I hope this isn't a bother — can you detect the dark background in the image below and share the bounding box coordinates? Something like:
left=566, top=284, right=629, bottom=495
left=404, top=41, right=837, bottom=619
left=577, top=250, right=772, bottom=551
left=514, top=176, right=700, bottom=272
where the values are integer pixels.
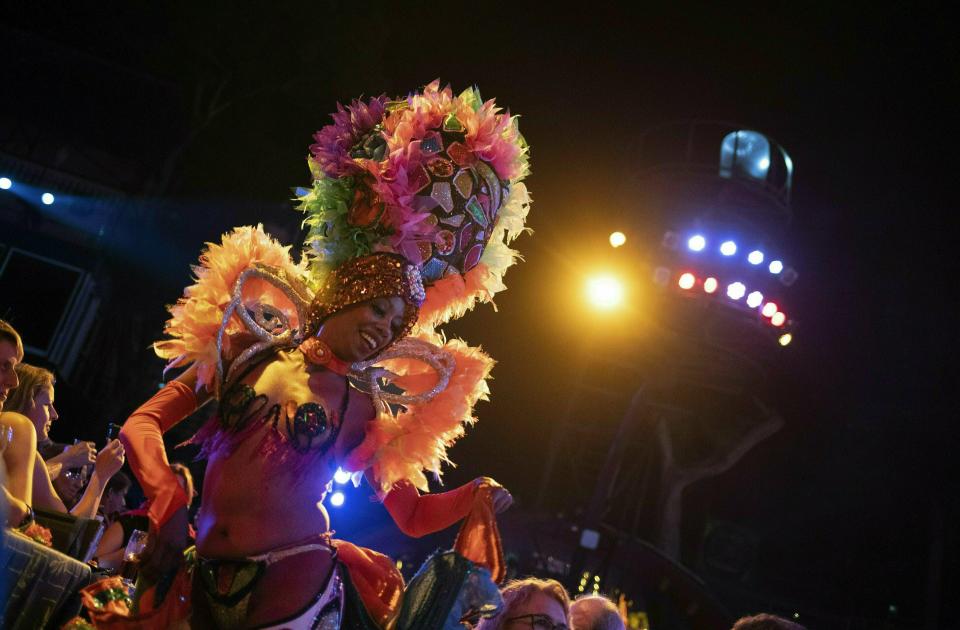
left=1, top=2, right=957, bottom=626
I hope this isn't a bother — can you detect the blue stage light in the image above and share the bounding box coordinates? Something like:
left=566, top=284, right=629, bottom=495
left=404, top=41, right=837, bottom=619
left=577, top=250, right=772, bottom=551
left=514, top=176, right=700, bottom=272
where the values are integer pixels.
left=688, top=235, right=706, bottom=252
left=726, top=282, right=746, bottom=300
left=330, top=491, right=345, bottom=507
left=720, top=240, right=737, bottom=256
left=768, top=260, right=783, bottom=274
left=748, top=250, right=764, bottom=265
left=0, top=177, right=11, bottom=190
left=41, top=192, right=55, bottom=205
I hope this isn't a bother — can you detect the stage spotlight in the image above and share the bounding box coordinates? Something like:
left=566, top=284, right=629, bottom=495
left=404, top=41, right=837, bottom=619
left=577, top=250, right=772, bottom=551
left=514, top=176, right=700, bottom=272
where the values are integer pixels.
left=586, top=275, right=624, bottom=309
left=761, top=302, right=778, bottom=318
left=678, top=273, right=696, bottom=290
left=771, top=312, right=786, bottom=327
left=41, top=192, right=55, bottom=205
left=748, top=250, right=764, bottom=265
left=778, top=333, right=793, bottom=346
left=0, top=177, right=11, bottom=190
left=720, top=240, right=737, bottom=256
left=330, top=491, right=345, bottom=507
left=768, top=260, right=783, bottom=274
left=746, top=291, right=764, bottom=308
left=688, top=235, right=706, bottom=251
left=726, top=282, right=746, bottom=300
left=703, top=277, right=718, bottom=294
left=333, top=468, right=351, bottom=484
left=609, top=231, right=626, bottom=248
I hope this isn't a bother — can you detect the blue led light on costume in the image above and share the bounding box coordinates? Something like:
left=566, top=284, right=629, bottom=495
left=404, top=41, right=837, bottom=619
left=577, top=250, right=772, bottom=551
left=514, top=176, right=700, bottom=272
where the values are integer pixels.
left=769, top=260, right=784, bottom=274
left=720, top=240, right=737, bottom=256
left=0, top=177, right=12, bottom=190
left=688, top=235, right=706, bottom=251
left=41, top=192, right=55, bottom=205
left=333, top=468, right=351, bottom=484
left=330, top=491, right=345, bottom=507
left=748, top=250, right=764, bottom=265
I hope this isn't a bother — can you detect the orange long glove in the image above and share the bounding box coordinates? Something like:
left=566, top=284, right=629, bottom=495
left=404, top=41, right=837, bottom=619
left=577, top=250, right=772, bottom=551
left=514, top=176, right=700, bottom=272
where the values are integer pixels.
left=383, top=478, right=505, bottom=583
left=118, top=380, right=197, bottom=531
left=382, top=478, right=479, bottom=538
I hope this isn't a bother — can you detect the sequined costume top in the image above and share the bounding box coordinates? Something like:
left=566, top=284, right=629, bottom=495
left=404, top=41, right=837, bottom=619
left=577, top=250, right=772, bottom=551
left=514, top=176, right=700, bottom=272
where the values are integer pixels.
left=188, top=348, right=365, bottom=481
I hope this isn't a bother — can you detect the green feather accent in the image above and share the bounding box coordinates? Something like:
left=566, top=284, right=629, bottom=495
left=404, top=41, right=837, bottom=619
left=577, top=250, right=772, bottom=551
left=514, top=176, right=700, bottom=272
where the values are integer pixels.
left=296, top=173, right=376, bottom=291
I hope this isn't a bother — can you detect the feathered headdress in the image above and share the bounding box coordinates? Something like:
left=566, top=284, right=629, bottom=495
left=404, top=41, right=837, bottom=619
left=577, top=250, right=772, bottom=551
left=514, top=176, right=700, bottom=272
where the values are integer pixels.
left=298, top=79, right=531, bottom=330
left=154, top=81, right=531, bottom=492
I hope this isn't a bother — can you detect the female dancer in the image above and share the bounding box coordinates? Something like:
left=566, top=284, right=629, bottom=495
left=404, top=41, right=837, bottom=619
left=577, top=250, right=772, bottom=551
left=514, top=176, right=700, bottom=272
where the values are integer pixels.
left=113, top=81, right=531, bottom=629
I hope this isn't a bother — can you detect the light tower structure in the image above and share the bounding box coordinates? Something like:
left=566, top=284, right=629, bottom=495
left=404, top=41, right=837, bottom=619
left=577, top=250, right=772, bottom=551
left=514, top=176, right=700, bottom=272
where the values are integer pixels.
left=525, top=122, right=801, bottom=625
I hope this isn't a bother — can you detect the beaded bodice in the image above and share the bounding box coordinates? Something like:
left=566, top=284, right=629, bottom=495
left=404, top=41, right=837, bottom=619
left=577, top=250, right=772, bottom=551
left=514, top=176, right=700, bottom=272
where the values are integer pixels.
left=189, top=349, right=353, bottom=476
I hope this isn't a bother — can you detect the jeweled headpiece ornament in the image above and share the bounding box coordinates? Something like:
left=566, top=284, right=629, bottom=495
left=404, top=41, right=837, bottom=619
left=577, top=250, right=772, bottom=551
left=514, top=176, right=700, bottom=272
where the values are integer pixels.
left=154, top=81, right=531, bottom=494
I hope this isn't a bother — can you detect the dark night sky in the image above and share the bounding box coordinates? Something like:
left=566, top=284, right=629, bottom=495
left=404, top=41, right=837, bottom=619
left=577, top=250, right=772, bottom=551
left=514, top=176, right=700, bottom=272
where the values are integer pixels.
left=3, top=1, right=958, bottom=622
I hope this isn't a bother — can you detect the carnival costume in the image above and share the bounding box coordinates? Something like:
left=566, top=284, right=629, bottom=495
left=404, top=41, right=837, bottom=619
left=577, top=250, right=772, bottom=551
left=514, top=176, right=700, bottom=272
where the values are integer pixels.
left=86, top=81, right=530, bottom=629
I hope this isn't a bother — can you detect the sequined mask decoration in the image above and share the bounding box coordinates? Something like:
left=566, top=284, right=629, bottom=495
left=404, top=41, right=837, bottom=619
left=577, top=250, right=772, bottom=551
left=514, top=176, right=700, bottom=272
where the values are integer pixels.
left=215, top=253, right=451, bottom=414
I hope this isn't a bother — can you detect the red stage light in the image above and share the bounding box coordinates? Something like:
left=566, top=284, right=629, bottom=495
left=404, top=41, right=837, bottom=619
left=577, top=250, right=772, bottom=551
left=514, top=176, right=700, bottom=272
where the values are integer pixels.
left=703, top=277, right=718, bottom=293
left=678, top=273, right=696, bottom=290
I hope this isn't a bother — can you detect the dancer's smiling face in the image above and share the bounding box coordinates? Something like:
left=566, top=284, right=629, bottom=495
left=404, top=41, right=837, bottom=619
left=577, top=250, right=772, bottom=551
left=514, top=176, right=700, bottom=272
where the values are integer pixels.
left=317, top=296, right=407, bottom=362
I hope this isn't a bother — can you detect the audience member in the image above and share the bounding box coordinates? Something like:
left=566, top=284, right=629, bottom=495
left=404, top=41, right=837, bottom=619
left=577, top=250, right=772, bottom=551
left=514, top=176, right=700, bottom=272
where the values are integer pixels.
left=0, top=320, right=22, bottom=409
left=1, top=320, right=92, bottom=627
left=732, top=613, right=808, bottom=629
left=98, top=471, right=131, bottom=525
left=0, top=361, right=126, bottom=520
left=569, top=594, right=625, bottom=630
left=477, top=577, right=571, bottom=630
left=0, top=319, right=32, bottom=527
left=4, top=364, right=97, bottom=479
left=94, top=463, right=195, bottom=571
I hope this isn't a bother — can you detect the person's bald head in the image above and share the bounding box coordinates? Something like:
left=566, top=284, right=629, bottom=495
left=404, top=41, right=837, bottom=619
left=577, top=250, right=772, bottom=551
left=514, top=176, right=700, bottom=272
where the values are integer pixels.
left=569, top=595, right=624, bottom=630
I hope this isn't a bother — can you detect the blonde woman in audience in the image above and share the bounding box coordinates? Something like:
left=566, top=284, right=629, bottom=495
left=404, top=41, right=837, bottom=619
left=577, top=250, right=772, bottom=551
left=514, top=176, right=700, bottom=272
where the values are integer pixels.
left=4, top=364, right=96, bottom=481
left=0, top=362, right=125, bottom=519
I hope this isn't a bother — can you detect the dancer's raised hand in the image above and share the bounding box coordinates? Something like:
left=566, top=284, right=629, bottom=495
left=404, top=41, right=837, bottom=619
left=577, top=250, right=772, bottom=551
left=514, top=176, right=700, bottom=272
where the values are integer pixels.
left=476, top=477, right=514, bottom=513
